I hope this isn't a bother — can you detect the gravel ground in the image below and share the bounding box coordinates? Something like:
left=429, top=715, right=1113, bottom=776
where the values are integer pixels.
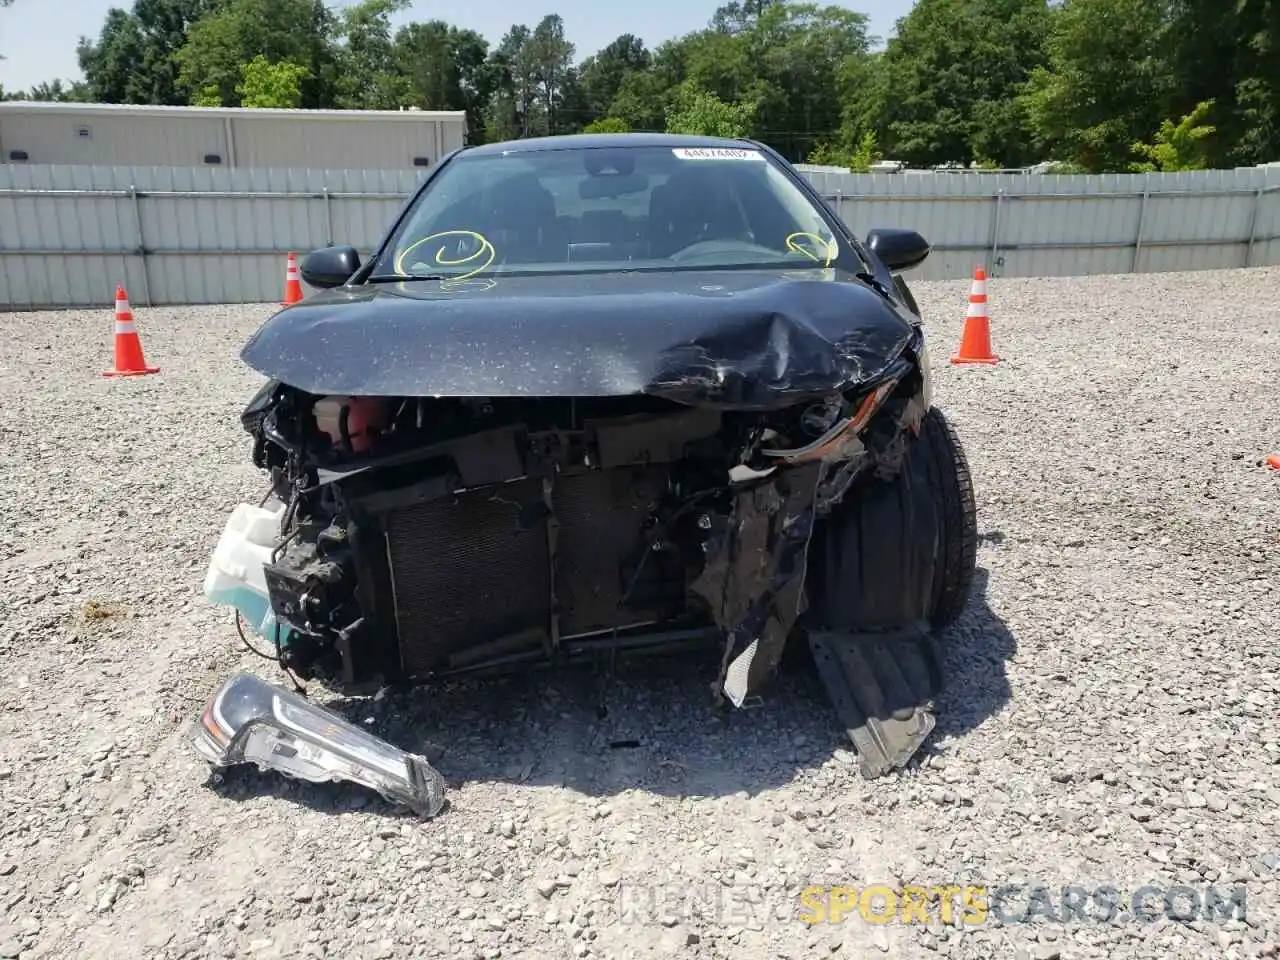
left=1, top=266, right=1279, bottom=960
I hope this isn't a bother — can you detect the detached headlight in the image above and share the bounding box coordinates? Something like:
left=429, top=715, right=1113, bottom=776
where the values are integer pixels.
left=189, top=671, right=445, bottom=818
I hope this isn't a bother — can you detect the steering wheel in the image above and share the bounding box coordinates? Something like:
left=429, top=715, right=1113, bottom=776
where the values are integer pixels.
left=668, top=239, right=785, bottom=264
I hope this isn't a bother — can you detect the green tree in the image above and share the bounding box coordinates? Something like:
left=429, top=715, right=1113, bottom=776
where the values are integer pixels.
left=2, top=82, right=83, bottom=101
left=583, top=116, right=631, bottom=133
left=663, top=27, right=759, bottom=110
left=395, top=21, right=488, bottom=111
left=626, top=1, right=874, bottom=158
left=1131, top=99, right=1217, bottom=170
left=710, top=0, right=786, bottom=34
left=479, top=16, right=577, bottom=138
left=21, top=0, right=1279, bottom=166
left=608, top=61, right=676, bottom=131
left=394, top=21, right=494, bottom=136
left=806, top=129, right=882, bottom=170
left=1230, top=0, right=1280, bottom=163
left=236, top=54, right=309, bottom=108
left=577, top=34, right=650, bottom=122
left=1165, top=0, right=1279, bottom=165
left=753, top=2, right=873, bottom=159
left=490, top=24, right=536, bottom=136
left=664, top=82, right=755, bottom=137
left=483, top=90, right=521, bottom=142
left=523, top=14, right=576, bottom=135
left=76, top=9, right=147, bottom=102
left=872, top=0, right=1051, bottom=168
left=175, top=0, right=337, bottom=107
left=1020, top=0, right=1176, bottom=172
left=333, top=0, right=410, bottom=110
left=78, top=0, right=218, bottom=105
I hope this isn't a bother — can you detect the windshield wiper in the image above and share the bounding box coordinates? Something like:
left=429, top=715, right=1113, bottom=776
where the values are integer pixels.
left=365, top=273, right=451, bottom=283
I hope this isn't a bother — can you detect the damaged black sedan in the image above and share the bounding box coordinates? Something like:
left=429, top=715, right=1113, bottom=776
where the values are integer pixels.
left=192, top=133, right=977, bottom=816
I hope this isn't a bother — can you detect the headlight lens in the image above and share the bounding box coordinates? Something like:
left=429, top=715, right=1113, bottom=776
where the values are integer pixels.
left=189, top=671, right=446, bottom=818
left=759, top=376, right=900, bottom=465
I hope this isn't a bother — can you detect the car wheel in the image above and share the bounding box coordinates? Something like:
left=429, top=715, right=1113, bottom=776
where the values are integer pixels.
left=806, top=406, right=976, bottom=633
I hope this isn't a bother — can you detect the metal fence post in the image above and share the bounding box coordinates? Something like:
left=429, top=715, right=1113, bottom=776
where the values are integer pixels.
left=989, top=190, right=1004, bottom=275
left=1244, top=187, right=1263, bottom=268
left=323, top=185, right=334, bottom=245
left=1132, top=188, right=1150, bottom=273
left=129, top=184, right=153, bottom=307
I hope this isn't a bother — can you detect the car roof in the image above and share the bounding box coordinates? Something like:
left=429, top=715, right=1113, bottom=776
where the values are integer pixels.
left=459, top=132, right=767, bottom=157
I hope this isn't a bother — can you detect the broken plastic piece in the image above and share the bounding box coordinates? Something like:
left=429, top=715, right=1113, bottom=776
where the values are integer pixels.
left=204, top=501, right=295, bottom=647
left=188, top=671, right=445, bottom=818
left=807, top=628, right=942, bottom=778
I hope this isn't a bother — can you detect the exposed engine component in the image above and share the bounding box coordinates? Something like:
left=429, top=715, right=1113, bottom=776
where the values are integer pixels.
left=220, top=353, right=926, bottom=691
left=312, top=396, right=392, bottom=454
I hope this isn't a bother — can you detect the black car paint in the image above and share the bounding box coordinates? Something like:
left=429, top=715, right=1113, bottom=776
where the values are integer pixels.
left=240, top=267, right=920, bottom=408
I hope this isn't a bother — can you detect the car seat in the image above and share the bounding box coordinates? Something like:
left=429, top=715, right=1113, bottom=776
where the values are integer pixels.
left=649, top=168, right=748, bottom=257
left=479, top=173, right=561, bottom=264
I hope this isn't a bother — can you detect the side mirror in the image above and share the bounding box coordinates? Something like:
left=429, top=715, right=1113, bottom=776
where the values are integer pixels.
left=300, top=245, right=361, bottom=289
left=865, top=228, right=930, bottom=272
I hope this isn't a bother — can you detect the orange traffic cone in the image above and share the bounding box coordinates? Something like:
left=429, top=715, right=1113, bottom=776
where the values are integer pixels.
left=102, top=284, right=159, bottom=378
left=951, top=266, right=1000, bottom=365
left=1267, top=454, right=1280, bottom=470
left=282, top=252, right=304, bottom=305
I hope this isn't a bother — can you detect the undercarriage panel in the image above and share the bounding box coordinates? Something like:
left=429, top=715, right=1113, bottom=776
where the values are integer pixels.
left=807, top=627, right=944, bottom=778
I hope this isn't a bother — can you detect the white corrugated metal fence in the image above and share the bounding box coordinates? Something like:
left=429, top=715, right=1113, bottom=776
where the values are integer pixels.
left=1, top=162, right=1277, bottom=308
left=804, top=165, right=1280, bottom=280
left=0, top=165, right=425, bottom=308
left=0, top=103, right=468, bottom=171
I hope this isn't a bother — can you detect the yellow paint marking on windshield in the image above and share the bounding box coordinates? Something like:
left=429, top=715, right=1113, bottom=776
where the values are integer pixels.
left=395, top=229, right=496, bottom=283
left=786, top=232, right=837, bottom=267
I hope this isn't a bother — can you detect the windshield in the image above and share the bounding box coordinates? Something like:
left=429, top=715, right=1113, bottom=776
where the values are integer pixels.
left=374, top=144, right=844, bottom=281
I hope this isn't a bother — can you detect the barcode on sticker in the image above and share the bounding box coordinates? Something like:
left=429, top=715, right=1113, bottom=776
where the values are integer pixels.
left=672, top=147, right=765, bottom=161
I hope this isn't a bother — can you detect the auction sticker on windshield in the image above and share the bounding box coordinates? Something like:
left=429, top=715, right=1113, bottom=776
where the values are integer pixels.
left=672, top=147, right=765, bottom=161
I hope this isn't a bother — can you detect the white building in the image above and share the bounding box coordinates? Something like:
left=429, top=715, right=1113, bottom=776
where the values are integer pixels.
left=0, top=102, right=468, bottom=170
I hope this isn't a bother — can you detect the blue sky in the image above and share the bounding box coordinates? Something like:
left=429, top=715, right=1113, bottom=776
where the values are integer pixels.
left=0, top=0, right=915, bottom=92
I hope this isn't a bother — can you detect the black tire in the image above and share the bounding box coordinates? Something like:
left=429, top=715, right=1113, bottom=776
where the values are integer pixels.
left=806, top=406, right=977, bottom=634
left=918, top=407, right=978, bottom=630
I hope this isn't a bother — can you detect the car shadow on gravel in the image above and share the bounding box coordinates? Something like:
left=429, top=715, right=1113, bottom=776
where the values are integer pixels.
left=929, top=566, right=1016, bottom=741
left=207, top=566, right=1015, bottom=818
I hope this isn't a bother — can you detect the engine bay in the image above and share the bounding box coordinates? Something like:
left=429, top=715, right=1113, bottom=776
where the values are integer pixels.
left=217, top=338, right=926, bottom=695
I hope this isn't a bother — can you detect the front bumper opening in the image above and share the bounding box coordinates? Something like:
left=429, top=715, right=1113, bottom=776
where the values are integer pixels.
left=188, top=671, right=445, bottom=818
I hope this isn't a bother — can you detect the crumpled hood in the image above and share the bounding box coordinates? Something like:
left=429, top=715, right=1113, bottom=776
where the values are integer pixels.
left=239, top=267, right=918, bottom=409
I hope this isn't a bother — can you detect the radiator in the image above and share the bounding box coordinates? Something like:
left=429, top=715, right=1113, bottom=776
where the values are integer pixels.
left=383, top=477, right=551, bottom=675
left=381, top=467, right=673, bottom=675
left=552, top=465, right=669, bottom=636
